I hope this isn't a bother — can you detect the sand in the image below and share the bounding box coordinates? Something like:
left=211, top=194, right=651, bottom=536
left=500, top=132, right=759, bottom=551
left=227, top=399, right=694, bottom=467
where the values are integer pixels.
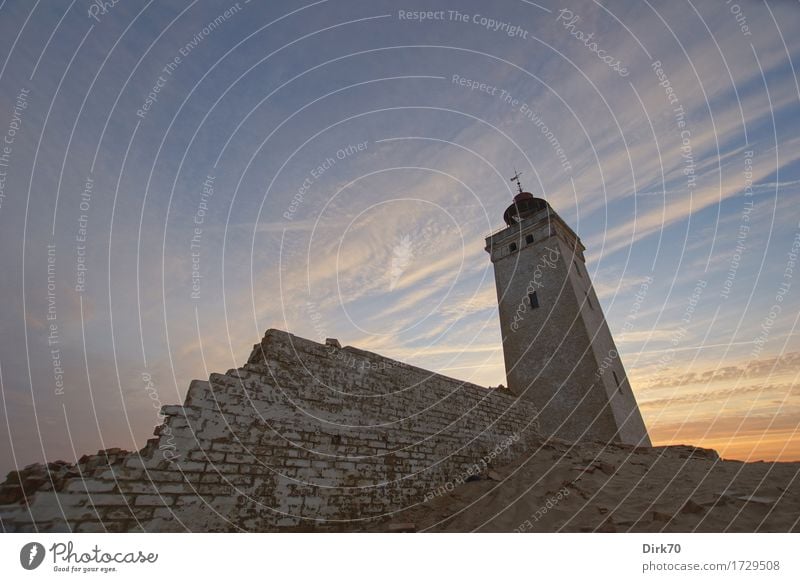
left=373, top=439, right=800, bottom=532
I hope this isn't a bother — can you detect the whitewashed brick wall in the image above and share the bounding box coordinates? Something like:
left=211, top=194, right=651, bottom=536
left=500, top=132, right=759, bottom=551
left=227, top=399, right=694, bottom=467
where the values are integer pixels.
left=0, top=330, right=540, bottom=532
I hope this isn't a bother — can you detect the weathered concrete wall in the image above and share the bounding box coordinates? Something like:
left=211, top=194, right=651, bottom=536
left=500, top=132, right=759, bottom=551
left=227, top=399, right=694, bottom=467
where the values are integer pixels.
left=562, top=243, right=651, bottom=446
left=0, top=330, right=540, bottom=532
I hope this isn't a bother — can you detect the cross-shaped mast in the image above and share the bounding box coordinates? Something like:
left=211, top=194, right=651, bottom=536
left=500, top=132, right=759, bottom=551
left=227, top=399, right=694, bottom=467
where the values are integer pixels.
left=510, top=170, right=523, bottom=194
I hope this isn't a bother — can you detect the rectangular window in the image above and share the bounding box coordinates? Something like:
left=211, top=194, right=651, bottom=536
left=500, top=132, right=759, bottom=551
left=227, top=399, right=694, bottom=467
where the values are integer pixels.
left=509, top=242, right=517, bottom=252
left=613, top=371, right=624, bottom=394
left=528, top=291, right=539, bottom=309
left=525, top=234, right=534, bottom=244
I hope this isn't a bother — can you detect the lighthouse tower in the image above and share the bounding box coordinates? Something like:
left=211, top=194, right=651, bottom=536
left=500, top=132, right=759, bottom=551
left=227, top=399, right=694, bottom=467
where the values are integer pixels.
left=485, top=174, right=650, bottom=446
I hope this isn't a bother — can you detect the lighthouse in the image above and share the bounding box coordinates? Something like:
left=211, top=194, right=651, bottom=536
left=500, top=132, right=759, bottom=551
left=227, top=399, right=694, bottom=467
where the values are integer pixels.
left=485, top=174, right=651, bottom=446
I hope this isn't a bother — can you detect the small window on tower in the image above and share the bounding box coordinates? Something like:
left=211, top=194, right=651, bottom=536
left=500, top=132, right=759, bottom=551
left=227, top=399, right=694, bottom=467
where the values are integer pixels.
left=586, top=293, right=595, bottom=310
left=525, top=234, right=534, bottom=244
left=528, top=291, right=539, bottom=309
left=576, top=262, right=584, bottom=278
left=509, top=243, right=517, bottom=253
left=613, top=371, right=625, bottom=395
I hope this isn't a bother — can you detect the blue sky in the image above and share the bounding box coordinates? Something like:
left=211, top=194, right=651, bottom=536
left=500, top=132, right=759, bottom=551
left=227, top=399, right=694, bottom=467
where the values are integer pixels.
left=1, top=0, right=800, bottom=475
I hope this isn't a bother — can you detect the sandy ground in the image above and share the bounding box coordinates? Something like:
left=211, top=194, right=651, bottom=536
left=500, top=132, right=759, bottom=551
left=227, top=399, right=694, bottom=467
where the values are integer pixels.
left=373, top=439, right=800, bottom=532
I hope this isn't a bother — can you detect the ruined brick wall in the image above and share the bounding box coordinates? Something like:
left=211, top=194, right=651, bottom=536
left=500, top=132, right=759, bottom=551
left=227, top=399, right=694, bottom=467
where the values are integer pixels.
left=0, top=329, right=540, bottom=532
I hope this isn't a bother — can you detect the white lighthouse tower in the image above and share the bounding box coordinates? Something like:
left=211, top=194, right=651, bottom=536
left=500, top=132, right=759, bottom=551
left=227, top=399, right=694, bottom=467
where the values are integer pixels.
left=485, top=174, right=650, bottom=446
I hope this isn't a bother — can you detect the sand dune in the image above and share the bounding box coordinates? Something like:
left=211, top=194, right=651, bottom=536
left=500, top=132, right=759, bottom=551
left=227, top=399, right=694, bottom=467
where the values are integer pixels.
left=375, top=440, right=800, bottom=532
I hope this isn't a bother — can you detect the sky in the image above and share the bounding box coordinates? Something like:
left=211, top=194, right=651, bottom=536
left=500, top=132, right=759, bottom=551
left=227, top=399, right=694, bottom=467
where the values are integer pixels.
left=0, top=0, right=799, bottom=477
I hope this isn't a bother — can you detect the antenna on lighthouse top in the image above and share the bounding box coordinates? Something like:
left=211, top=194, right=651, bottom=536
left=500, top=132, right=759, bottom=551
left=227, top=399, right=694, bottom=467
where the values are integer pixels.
left=510, top=170, right=523, bottom=194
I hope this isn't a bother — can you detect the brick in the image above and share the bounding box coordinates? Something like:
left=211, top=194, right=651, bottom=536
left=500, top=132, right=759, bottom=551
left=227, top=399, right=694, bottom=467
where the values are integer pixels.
left=205, top=463, right=238, bottom=474
left=87, top=494, right=132, bottom=507
left=285, top=459, right=310, bottom=468
left=161, top=405, right=186, bottom=417
left=64, top=479, right=116, bottom=493
left=225, top=453, right=255, bottom=464
left=210, top=442, right=243, bottom=453
left=116, top=482, right=158, bottom=494
left=196, top=484, right=233, bottom=496
left=156, top=483, right=192, bottom=495
left=134, top=495, right=173, bottom=507
left=102, top=507, right=135, bottom=520
left=189, top=451, right=225, bottom=463
left=174, top=461, right=206, bottom=472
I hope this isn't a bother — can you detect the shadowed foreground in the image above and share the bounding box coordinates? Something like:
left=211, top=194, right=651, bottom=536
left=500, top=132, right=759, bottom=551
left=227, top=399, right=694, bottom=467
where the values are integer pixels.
left=373, top=439, right=800, bottom=532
